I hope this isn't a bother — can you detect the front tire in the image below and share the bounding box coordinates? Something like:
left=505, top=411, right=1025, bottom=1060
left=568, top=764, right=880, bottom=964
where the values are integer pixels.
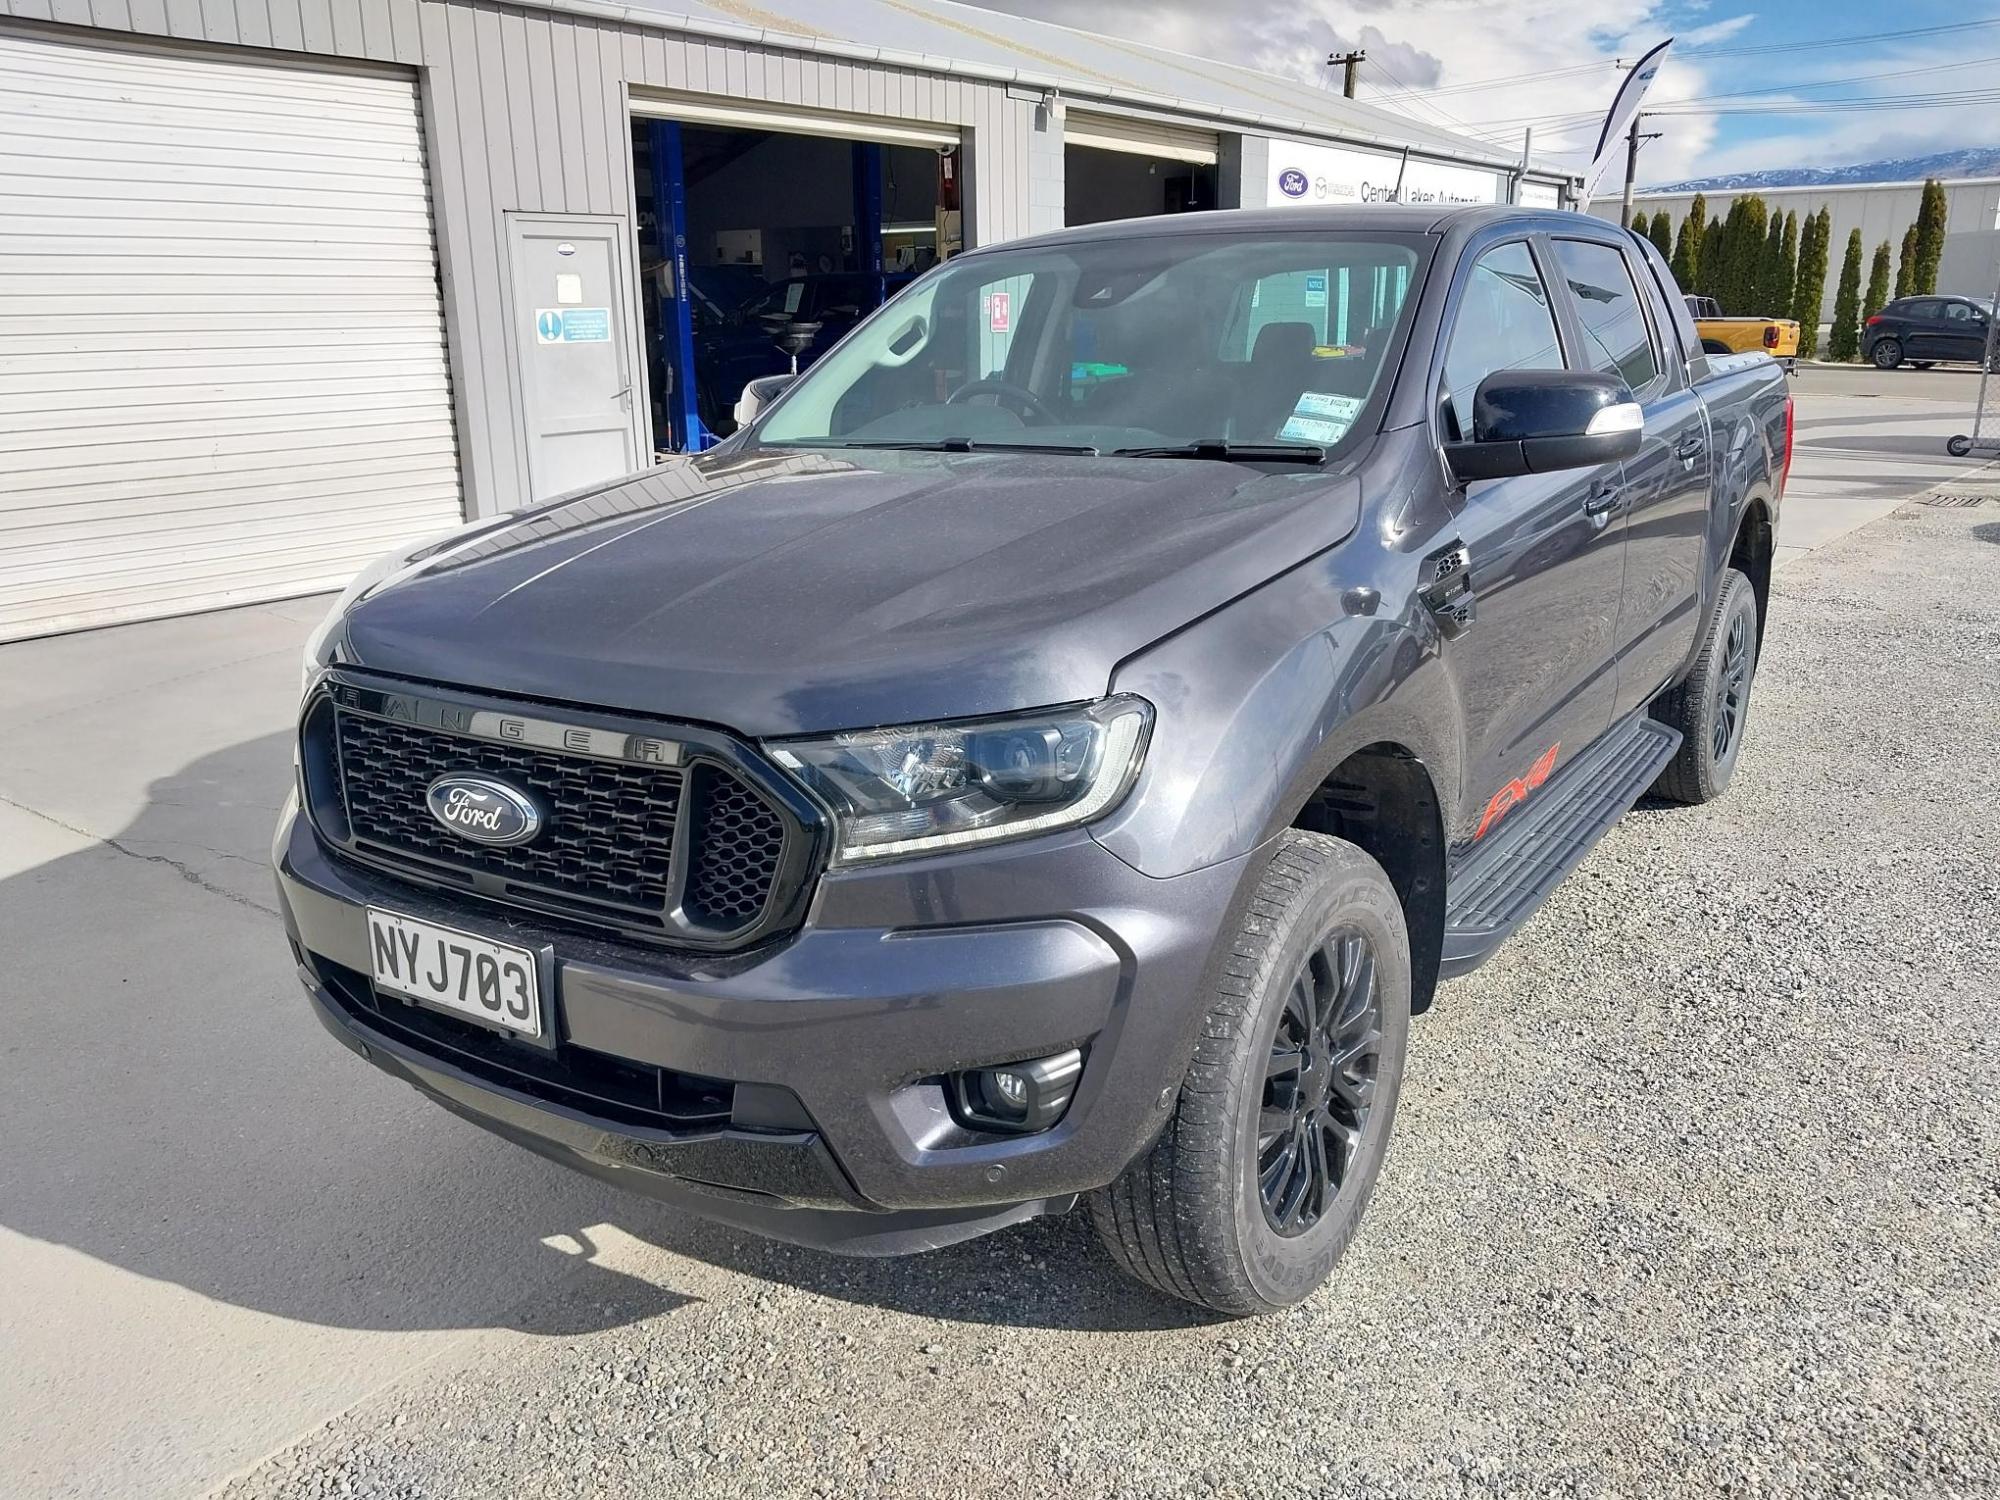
left=1650, top=567, right=1760, bottom=804
left=1871, top=338, right=1904, bottom=370
left=1088, top=831, right=1410, bottom=1317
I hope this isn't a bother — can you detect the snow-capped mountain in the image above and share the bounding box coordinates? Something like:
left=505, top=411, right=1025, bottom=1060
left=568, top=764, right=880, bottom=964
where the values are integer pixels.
left=1648, top=148, right=2000, bottom=194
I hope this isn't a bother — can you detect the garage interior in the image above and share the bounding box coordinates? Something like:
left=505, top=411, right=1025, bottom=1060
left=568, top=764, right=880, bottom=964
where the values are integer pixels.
left=631, top=119, right=950, bottom=451
left=1063, top=114, right=1219, bottom=228
left=1064, top=144, right=1217, bottom=226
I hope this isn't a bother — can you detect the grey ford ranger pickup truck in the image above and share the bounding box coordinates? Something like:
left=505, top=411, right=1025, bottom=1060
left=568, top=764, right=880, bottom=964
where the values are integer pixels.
left=279, top=205, right=1790, bottom=1315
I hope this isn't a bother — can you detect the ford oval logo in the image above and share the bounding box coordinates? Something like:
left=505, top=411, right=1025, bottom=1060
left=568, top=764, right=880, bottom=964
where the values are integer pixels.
left=425, top=775, right=543, bottom=847
left=1278, top=168, right=1309, bottom=198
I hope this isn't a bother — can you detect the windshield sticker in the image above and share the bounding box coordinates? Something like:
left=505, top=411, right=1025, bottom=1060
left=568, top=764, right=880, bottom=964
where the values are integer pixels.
left=1296, top=392, right=1365, bottom=420
left=1279, top=414, right=1349, bottom=444
left=987, top=290, right=1011, bottom=332
left=1278, top=392, right=1366, bottom=445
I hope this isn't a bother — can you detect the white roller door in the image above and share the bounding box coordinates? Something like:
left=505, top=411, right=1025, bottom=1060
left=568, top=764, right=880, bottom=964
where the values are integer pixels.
left=1065, top=113, right=1219, bottom=166
left=0, top=28, right=463, bottom=641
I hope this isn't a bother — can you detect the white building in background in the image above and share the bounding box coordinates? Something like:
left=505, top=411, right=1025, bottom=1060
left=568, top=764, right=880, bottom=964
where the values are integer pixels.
left=1593, top=178, right=2000, bottom=313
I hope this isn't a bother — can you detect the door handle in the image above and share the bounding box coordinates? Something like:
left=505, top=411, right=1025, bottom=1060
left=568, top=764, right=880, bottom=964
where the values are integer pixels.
left=1417, top=539, right=1475, bottom=639
left=1673, top=435, right=1705, bottom=464
left=1582, top=481, right=1621, bottom=524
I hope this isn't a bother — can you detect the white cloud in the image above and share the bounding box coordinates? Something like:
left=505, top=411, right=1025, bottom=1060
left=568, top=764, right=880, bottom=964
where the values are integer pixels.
left=962, top=1, right=1998, bottom=190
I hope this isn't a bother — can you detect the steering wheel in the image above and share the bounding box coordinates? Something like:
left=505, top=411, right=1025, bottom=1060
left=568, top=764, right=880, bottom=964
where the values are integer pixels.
left=944, top=376, right=1057, bottom=426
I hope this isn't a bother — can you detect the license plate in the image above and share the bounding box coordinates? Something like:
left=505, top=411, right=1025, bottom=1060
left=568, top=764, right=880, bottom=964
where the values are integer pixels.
left=365, top=908, right=543, bottom=1039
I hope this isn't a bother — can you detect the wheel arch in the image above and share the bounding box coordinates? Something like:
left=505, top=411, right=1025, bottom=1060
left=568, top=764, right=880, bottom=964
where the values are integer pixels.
left=1288, top=740, right=1448, bottom=1015
left=1731, top=494, right=1775, bottom=646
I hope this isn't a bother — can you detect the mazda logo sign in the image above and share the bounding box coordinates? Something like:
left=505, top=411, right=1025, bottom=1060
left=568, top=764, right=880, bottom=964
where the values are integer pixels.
left=425, top=775, right=544, bottom=847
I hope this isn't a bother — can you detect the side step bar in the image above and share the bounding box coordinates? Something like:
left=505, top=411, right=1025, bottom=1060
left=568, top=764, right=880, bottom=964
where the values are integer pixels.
left=1440, top=715, right=1681, bottom=978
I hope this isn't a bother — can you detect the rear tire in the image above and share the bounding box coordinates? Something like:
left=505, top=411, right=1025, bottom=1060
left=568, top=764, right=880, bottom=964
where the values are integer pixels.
left=1088, top=831, right=1410, bottom=1317
left=1649, top=567, right=1760, bottom=805
left=1872, top=338, right=1904, bottom=370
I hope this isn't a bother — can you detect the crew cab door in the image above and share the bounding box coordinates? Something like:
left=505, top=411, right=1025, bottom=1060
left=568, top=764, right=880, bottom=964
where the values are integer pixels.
left=1551, top=234, right=1712, bottom=718
left=1430, top=235, right=1626, bottom=843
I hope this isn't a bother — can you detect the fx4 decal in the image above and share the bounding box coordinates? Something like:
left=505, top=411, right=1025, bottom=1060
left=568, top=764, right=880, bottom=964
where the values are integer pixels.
left=1475, top=742, right=1560, bottom=841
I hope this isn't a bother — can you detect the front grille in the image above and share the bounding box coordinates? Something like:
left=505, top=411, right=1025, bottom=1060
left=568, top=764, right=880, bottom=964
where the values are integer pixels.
left=684, top=766, right=789, bottom=927
left=337, top=712, right=684, bottom=914
left=307, top=685, right=808, bottom=947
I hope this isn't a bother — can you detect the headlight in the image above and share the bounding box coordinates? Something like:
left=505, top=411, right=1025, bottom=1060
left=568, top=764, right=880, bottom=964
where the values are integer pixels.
left=770, top=697, right=1151, bottom=865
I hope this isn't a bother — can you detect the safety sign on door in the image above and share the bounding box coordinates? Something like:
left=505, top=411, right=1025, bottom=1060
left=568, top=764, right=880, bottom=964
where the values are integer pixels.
left=535, top=308, right=611, bottom=344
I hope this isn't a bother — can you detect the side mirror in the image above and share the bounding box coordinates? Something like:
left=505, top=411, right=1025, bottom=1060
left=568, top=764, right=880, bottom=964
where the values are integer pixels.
left=1443, top=370, right=1643, bottom=483
left=733, top=373, right=795, bottom=429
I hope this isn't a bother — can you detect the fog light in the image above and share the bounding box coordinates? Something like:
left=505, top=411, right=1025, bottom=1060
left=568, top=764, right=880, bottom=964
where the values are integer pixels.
left=952, top=1048, right=1083, bottom=1134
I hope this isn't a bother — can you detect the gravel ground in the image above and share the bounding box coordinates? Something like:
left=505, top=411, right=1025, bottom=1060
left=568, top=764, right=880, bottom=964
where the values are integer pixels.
left=222, top=495, right=2000, bottom=1500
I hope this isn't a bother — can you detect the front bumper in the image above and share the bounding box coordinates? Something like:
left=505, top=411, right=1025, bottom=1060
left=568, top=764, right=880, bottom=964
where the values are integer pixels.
left=276, top=800, right=1253, bottom=1252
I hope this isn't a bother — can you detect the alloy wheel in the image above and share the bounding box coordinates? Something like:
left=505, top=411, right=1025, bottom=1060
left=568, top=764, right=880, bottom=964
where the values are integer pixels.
left=1257, top=928, right=1383, bottom=1236
left=1712, top=610, right=1752, bottom=763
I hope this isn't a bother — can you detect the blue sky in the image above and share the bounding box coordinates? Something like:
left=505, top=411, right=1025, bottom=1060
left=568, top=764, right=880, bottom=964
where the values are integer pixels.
left=972, top=1, right=2000, bottom=185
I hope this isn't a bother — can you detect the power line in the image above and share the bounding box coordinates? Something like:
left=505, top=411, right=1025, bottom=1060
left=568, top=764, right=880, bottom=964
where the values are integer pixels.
left=1464, top=74, right=2000, bottom=135
left=1363, top=49, right=1482, bottom=135
left=1374, top=17, right=2000, bottom=104
left=1678, top=16, right=2000, bottom=58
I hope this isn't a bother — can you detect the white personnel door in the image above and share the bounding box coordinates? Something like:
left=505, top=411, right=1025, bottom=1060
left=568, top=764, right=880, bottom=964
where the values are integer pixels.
left=506, top=215, right=644, bottom=500
left=0, top=29, right=463, bottom=641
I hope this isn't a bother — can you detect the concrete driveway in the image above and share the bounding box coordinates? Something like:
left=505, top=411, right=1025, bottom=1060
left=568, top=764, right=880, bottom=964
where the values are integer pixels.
left=1779, top=362, right=1991, bottom=561
left=0, top=377, right=1991, bottom=1498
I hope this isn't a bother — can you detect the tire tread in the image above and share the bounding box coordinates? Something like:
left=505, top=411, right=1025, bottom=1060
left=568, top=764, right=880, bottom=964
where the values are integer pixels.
left=1651, top=567, right=1757, bottom=805
left=1088, top=830, right=1402, bottom=1316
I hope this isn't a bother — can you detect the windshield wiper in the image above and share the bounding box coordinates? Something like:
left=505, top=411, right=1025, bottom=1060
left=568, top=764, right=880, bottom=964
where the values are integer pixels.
left=780, top=438, right=1100, bottom=455
left=1111, top=439, right=1328, bottom=464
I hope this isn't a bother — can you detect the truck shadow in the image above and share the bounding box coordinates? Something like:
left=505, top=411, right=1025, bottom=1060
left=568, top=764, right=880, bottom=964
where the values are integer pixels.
left=0, top=733, right=1194, bottom=1337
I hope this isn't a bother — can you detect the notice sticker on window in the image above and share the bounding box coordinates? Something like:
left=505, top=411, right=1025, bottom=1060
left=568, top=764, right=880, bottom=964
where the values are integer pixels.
left=988, top=290, right=1011, bottom=332
left=1278, top=390, right=1365, bottom=445
left=1304, top=272, right=1328, bottom=309
left=1295, top=391, right=1364, bottom=420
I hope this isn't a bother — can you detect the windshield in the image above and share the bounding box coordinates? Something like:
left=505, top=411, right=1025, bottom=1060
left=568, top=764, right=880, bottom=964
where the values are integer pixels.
left=755, top=231, right=1429, bottom=458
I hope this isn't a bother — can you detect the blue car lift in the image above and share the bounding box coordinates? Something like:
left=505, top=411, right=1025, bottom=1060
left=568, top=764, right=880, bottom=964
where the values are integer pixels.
left=647, top=123, right=887, bottom=454
left=647, top=119, right=710, bottom=454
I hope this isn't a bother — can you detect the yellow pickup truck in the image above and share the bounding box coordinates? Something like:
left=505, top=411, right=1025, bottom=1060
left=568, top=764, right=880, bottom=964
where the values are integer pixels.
left=1685, top=296, right=1800, bottom=373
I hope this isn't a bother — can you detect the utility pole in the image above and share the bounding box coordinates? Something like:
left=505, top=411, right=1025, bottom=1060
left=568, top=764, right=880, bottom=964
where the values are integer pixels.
left=1512, top=125, right=1534, bottom=204
left=1620, top=113, right=1662, bottom=220
left=1327, top=49, right=1366, bottom=98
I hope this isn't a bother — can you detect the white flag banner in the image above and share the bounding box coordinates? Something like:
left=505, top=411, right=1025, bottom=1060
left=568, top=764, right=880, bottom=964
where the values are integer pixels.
left=1582, top=37, right=1673, bottom=202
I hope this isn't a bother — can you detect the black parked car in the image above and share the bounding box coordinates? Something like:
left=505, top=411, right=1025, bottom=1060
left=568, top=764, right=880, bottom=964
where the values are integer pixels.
left=285, top=208, right=1790, bottom=1315
left=1864, top=295, right=1997, bottom=370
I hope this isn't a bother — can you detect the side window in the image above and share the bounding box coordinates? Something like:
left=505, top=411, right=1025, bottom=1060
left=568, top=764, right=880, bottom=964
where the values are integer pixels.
left=1944, top=301, right=1977, bottom=323
left=1903, top=299, right=1940, bottom=321
left=1440, top=241, right=1565, bottom=440
left=1551, top=239, right=1660, bottom=394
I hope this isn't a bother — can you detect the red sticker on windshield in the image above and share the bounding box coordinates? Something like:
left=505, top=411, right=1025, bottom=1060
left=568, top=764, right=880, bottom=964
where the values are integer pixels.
left=988, top=290, right=1010, bottom=332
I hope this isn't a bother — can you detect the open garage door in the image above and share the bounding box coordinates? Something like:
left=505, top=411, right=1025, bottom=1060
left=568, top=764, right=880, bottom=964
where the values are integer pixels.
left=631, top=95, right=957, bottom=451
left=1064, top=112, right=1219, bottom=228
left=0, top=29, right=463, bottom=642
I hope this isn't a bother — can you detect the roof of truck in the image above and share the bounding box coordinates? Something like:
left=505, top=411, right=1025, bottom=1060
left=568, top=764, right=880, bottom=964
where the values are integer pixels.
left=973, top=204, right=1604, bottom=254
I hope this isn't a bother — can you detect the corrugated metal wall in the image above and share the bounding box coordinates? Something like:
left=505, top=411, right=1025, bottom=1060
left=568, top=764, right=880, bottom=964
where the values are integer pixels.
left=0, top=0, right=1044, bottom=520
left=1592, top=180, right=2000, bottom=318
